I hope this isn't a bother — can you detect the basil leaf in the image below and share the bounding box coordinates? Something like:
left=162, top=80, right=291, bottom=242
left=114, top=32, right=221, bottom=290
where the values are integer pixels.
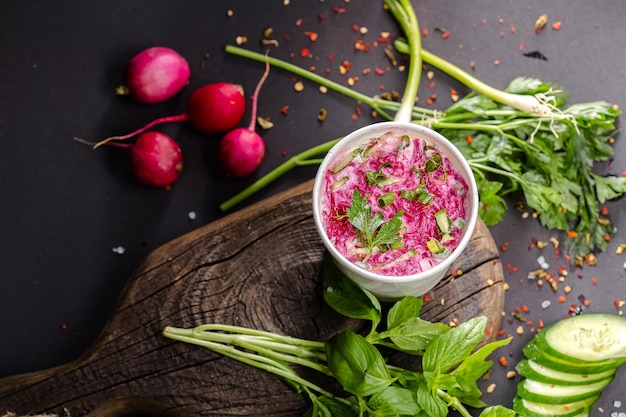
left=326, top=330, right=395, bottom=397
left=369, top=386, right=421, bottom=416
left=422, top=316, right=487, bottom=374
left=322, top=256, right=381, bottom=328
left=387, top=297, right=423, bottom=329
left=379, top=317, right=449, bottom=354
left=416, top=382, right=447, bottom=417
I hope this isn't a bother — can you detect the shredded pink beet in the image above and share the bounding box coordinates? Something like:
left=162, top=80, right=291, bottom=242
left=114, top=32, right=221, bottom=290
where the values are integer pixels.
left=321, top=130, right=469, bottom=276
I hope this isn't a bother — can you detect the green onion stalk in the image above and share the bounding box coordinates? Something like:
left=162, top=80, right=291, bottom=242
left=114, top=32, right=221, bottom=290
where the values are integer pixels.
left=221, top=2, right=624, bottom=259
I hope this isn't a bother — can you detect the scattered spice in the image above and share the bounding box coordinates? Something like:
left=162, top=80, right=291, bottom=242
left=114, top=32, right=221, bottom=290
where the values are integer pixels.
left=523, top=51, right=548, bottom=61
left=551, top=21, right=562, bottom=31
left=317, top=108, right=328, bottom=123
left=486, top=383, right=496, bottom=394
left=534, top=14, right=548, bottom=32
left=293, top=81, right=304, bottom=92
left=498, top=356, right=508, bottom=367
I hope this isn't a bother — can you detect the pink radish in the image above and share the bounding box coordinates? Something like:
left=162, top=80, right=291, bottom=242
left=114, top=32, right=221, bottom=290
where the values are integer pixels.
left=129, top=131, right=183, bottom=187
left=218, top=62, right=269, bottom=177
left=95, top=81, right=245, bottom=148
left=75, top=131, right=183, bottom=187
left=117, top=46, right=191, bottom=104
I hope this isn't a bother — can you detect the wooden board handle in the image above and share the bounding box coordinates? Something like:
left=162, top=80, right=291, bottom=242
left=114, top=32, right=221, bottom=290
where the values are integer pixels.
left=0, top=180, right=504, bottom=416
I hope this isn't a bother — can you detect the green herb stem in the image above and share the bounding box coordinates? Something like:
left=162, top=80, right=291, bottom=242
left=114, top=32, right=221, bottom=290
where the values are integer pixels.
left=219, top=138, right=341, bottom=211
left=164, top=326, right=334, bottom=397
left=437, top=389, right=473, bottom=417
left=384, top=0, right=422, bottom=122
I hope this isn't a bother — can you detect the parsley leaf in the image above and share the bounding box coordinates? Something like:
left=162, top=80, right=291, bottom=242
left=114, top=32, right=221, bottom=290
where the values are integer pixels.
left=346, top=189, right=404, bottom=257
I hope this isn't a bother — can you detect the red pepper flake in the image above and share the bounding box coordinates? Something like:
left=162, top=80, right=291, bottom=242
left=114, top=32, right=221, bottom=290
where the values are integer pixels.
left=538, top=319, right=544, bottom=328
left=500, top=241, right=509, bottom=252
left=482, top=18, right=488, bottom=25
left=558, top=295, right=567, bottom=303
left=304, top=31, right=318, bottom=41
left=601, top=206, right=609, bottom=216
left=423, top=294, right=431, bottom=302
left=362, top=68, right=371, bottom=75
left=604, top=234, right=611, bottom=242
left=551, top=21, right=562, bottom=31
left=377, top=36, right=388, bottom=43
left=284, top=34, right=291, bottom=41
left=510, top=24, right=517, bottom=33
left=374, top=67, right=386, bottom=75
left=352, top=23, right=360, bottom=32
left=328, top=53, right=335, bottom=61
left=466, top=135, right=473, bottom=143
left=485, top=327, right=492, bottom=337
left=622, top=171, right=626, bottom=177
left=351, top=113, right=358, bottom=121
left=497, top=329, right=505, bottom=336
left=280, top=105, right=289, bottom=115
left=567, top=230, right=578, bottom=238
left=519, top=41, right=525, bottom=51
left=295, top=18, right=303, bottom=27
left=422, top=27, right=429, bottom=37
left=440, top=30, right=451, bottom=39
left=426, top=94, right=437, bottom=105
left=615, top=300, right=626, bottom=308
left=494, top=59, right=501, bottom=66
left=583, top=299, right=591, bottom=307
left=521, top=305, right=529, bottom=313
left=427, top=81, right=435, bottom=89
left=59, top=323, right=68, bottom=331
left=331, top=6, right=346, bottom=14
left=281, top=150, right=288, bottom=157
left=591, top=276, right=598, bottom=285
left=317, top=13, right=324, bottom=22
left=300, top=47, right=310, bottom=58
left=498, top=356, right=508, bottom=367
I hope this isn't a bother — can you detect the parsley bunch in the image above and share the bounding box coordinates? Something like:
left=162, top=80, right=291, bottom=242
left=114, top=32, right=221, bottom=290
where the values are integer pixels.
left=164, top=257, right=514, bottom=417
left=220, top=1, right=625, bottom=260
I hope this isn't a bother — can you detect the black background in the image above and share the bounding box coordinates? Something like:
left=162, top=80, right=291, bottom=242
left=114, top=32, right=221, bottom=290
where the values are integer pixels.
left=1, top=0, right=625, bottom=413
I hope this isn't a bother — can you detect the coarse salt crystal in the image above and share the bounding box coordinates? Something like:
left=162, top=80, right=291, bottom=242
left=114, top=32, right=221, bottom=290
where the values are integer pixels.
left=112, top=246, right=126, bottom=255
left=541, top=300, right=551, bottom=309
left=188, top=211, right=196, bottom=220
left=537, top=255, right=549, bottom=269
left=615, top=401, right=622, bottom=408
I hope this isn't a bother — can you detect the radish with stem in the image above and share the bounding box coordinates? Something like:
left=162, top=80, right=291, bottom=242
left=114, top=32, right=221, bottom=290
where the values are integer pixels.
left=92, top=81, right=246, bottom=148
left=218, top=60, right=270, bottom=177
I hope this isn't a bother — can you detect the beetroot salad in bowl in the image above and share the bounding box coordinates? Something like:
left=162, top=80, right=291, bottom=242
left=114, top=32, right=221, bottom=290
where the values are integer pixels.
left=312, top=121, right=479, bottom=300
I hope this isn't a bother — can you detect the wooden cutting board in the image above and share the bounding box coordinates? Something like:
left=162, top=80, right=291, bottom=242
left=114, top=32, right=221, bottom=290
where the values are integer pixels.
left=0, top=180, right=505, bottom=417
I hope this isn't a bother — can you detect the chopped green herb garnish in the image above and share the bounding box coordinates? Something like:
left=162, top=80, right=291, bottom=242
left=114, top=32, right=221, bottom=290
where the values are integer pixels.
left=424, top=153, right=442, bottom=172
left=435, top=208, right=452, bottom=235
left=346, top=189, right=404, bottom=258
left=377, top=192, right=395, bottom=208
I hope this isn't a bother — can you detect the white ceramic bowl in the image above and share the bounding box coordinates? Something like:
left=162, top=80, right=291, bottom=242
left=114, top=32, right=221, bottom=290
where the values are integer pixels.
left=312, top=121, right=479, bottom=300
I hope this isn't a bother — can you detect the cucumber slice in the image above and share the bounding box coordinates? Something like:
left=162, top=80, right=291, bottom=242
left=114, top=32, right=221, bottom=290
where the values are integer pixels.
left=523, top=337, right=622, bottom=374
left=517, top=375, right=614, bottom=404
left=513, top=394, right=599, bottom=417
left=516, top=359, right=616, bottom=385
left=543, top=313, right=626, bottom=363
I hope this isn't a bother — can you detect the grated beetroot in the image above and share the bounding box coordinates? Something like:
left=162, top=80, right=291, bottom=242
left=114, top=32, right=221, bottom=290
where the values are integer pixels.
left=320, top=130, right=470, bottom=276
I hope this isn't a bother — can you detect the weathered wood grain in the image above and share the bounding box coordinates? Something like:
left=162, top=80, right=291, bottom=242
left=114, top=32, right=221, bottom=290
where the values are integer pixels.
left=0, top=180, right=504, bottom=417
